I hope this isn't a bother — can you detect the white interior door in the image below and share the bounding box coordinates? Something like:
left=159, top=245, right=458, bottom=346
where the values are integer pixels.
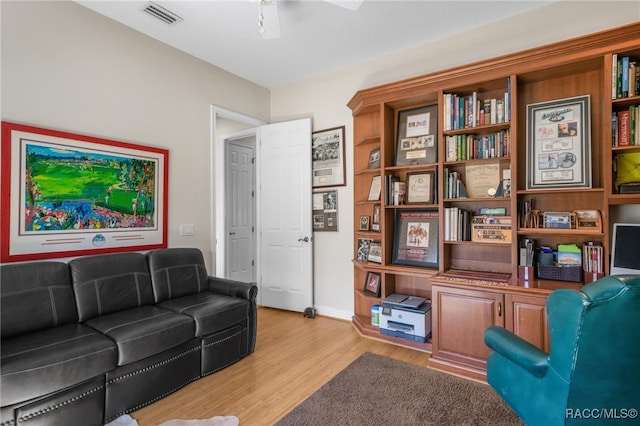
left=257, top=118, right=313, bottom=312
left=225, top=138, right=256, bottom=283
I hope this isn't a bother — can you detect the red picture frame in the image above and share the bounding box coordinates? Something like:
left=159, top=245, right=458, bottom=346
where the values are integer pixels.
left=1, top=121, right=169, bottom=262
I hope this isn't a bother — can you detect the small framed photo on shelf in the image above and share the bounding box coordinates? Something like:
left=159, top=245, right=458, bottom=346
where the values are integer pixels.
left=356, top=238, right=372, bottom=262
left=367, top=175, right=382, bottom=201
left=371, top=204, right=381, bottom=232
left=368, top=147, right=381, bottom=169
left=359, top=215, right=370, bottom=231
left=526, top=95, right=592, bottom=190
left=574, top=209, right=602, bottom=231
left=312, top=126, right=346, bottom=188
left=363, top=271, right=381, bottom=297
left=395, top=104, right=438, bottom=166
left=392, top=209, right=439, bottom=268
left=406, top=171, right=435, bottom=204
left=367, top=241, right=382, bottom=264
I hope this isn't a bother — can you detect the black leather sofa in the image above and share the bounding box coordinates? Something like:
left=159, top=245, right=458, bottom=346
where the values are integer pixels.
left=0, top=248, right=257, bottom=426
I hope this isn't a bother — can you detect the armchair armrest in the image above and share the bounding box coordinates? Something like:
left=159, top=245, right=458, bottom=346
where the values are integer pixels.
left=208, top=276, right=257, bottom=301
left=485, top=326, right=549, bottom=377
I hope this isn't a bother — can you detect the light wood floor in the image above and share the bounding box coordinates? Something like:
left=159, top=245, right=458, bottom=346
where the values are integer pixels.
left=132, top=307, right=431, bottom=426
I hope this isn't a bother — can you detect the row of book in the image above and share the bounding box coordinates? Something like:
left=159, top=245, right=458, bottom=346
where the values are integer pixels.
left=583, top=242, right=604, bottom=274
left=443, top=169, right=467, bottom=199
left=612, top=104, right=640, bottom=146
left=444, top=129, right=511, bottom=162
left=443, top=78, right=511, bottom=131
left=385, top=175, right=405, bottom=206
left=612, top=54, right=640, bottom=100
left=443, top=207, right=473, bottom=241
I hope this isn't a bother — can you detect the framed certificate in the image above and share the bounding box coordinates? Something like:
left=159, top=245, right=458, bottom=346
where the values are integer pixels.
left=395, top=105, right=438, bottom=166
left=526, top=95, right=591, bottom=190
left=406, top=171, right=435, bottom=204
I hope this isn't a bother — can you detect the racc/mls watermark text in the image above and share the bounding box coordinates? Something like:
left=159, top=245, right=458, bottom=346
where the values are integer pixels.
left=566, top=408, right=638, bottom=420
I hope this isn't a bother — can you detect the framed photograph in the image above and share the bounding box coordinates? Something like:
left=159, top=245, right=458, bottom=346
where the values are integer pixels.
left=392, top=209, right=439, bottom=268
left=356, top=238, right=372, bottom=262
left=363, top=271, right=381, bottom=297
left=406, top=171, right=435, bottom=204
left=312, top=191, right=338, bottom=232
left=526, top=95, right=591, bottom=190
left=368, top=147, right=381, bottom=169
left=371, top=204, right=381, bottom=232
left=1, top=121, right=168, bottom=263
left=359, top=215, right=370, bottom=231
left=312, top=126, right=346, bottom=188
left=395, top=105, right=438, bottom=166
left=367, top=241, right=382, bottom=264
left=367, top=175, right=382, bottom=201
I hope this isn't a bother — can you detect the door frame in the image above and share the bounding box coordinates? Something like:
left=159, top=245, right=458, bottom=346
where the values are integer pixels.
left=224, top=136, right=256, bottom=283
left=210, top=106, right=265, bottom=278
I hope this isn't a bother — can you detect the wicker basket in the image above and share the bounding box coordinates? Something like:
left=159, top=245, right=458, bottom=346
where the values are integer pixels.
left=536, top=264, right=583, bottom=283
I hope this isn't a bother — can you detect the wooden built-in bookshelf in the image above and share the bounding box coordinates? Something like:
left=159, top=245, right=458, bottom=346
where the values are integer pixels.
left=348, top=23, right=640, bottom=380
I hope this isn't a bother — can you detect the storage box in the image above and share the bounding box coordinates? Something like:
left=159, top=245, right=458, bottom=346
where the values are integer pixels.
left=471, top=216, right=512, bottom=243
left=536, top=264, right=583, bottom=283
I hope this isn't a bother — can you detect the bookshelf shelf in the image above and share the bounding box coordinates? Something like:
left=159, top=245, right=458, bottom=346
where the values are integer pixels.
left=349, top=23, right=640, bottom=380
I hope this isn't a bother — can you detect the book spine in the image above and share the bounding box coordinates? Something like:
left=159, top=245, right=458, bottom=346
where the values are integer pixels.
left=619, top=110, right=630, bottom=146
left=630, top=61, right=637, bottom=97
left=622, top=56, right=630, bottom=98
left=612, top=53, right=618, bottom=99
left=612, top=112, right=618, bottom=147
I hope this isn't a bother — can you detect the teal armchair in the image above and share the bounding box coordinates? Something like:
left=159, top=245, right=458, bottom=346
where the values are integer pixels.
left=484, top=275, right=640, bottom=425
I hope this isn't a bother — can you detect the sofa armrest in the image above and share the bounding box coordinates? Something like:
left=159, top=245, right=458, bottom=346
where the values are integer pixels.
left=208, top=276, right=258, bottom=354
left=485, top=326, right=549, bottom=377
left=208, top=276, right=257, bottom=301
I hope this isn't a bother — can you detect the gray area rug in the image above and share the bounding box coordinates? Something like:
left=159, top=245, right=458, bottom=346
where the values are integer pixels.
left=275, top=352, right=524, bottom=426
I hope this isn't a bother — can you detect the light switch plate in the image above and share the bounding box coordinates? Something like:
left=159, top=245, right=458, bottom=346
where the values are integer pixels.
left=179, top=224, right=195, bottom=236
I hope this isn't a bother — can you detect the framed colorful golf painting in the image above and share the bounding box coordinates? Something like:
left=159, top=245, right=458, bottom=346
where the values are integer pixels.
left=1, top=121, right=169, bottom=262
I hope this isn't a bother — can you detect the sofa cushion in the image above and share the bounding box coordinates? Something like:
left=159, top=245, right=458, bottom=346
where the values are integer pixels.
left=0, top=323, right=117, bottom=406
left=1, top=261, right=77, bottom=339
left=157, top=292, right=249, bottom=337
left=147, top=248, right=209, bottom=302
left=84, top=305, right=195, bottom=366
left=69, top=252, right=155, bottom=322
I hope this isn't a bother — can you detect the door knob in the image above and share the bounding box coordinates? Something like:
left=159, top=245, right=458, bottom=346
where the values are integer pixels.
left=229, top=232, right=236, bottom=236
left=298, top=236, right=310, bottom=242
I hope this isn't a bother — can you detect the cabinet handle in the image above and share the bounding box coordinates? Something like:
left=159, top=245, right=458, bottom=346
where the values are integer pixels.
left=498, top=302, right=502, bottom=317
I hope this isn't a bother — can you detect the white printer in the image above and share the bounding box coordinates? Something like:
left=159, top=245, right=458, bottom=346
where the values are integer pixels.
left=379, top=294, right=432, bottom=343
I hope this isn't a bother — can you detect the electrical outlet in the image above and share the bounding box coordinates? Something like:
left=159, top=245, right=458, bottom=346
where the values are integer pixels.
left=179, top=224, right=195, bottom=236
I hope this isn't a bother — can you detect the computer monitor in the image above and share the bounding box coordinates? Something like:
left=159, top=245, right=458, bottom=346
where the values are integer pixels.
left=610, top=223, right=640, bottom=276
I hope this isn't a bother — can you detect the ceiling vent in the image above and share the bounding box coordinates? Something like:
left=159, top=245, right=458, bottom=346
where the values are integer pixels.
left=142, top=2, right=183, bottom=26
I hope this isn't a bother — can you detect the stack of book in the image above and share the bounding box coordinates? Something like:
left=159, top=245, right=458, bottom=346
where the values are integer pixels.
left=612, top=54, right=640, bottom=99
left=612, top=105, right=639, bottom=147
left=582, top=242, right=603, bottom=274
left=443, top=78, right=511, bottom=131
left=444, top=169, right=467, bottom=199
left=444, top=129, right=511, bottom=161
left=444, top=207, right=472, bottom=241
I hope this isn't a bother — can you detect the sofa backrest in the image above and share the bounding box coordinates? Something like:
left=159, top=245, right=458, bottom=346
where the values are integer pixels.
left=146, top=248, right=209, bottom=303
left=1, top=261, right=78, bottom=339
left=69, top=252, right=155, bottom=322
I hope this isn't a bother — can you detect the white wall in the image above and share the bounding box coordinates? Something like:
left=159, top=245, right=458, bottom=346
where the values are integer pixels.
left=1, top=1, right=270, bottom=272
left=270, top=1, right=640, bottom=320
left=3, top=1, right=639, bottom=321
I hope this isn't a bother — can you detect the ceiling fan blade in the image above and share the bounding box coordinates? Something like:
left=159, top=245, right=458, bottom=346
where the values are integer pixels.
left=260, top=0, right=281, bottom=39
left=324, top=0, right=363, bottom=11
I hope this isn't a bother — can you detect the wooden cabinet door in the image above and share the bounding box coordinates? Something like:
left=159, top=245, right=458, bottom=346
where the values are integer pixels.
left=431, top=285, right=504, bottom=371
left=505, top=293, right=549, bottom=352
